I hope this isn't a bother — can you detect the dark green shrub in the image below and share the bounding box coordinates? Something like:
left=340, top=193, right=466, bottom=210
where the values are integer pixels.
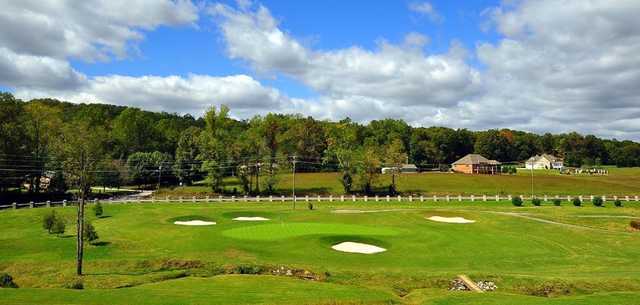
left=66, top=280, right=83, bottom=289
left=572, top=197, right=582, bottom=207
left=83, top=222, right=99, bottom=243
left=233, top=265, right=264, bottom=274
left=93, top=202, right=103, bottom=217
left=531, top=198, right=542, bottom=206
left=552, top=199, right=561, bottom=206
left=614, top=200, right=623, bottom=207
left=0, top=273, right=17, bottom=288
left=512, top=196, right=523, bottom=207
left=630, top=220, right=640, bottom=230
left=592, top=196, right=603, bottom=207
left=42, top=210, right=57, bottom=233
left=51, top=217, right=66, bottom=235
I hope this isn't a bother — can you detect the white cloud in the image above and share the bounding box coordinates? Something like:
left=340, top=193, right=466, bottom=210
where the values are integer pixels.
left=210, top=3, right=481, bottom=108
left=14, top=74, right=289, bottom=118
left=0, top=0, right=198, bottom=61
left=409, top=2, right=444, bottom=23
left=0, top=47, right=86, bottom=90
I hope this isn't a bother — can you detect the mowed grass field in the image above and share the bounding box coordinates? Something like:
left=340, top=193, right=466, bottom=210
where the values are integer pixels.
left=156, top=167, right=640, bottom=197
left=1, top=201, right=639, bottom=304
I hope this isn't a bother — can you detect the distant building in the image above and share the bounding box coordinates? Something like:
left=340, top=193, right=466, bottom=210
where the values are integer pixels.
left=451, top=154, right=501, bottom=174
left=381, top=164, right=418, bottom=174
left=525, top=154, right=563, bottom=169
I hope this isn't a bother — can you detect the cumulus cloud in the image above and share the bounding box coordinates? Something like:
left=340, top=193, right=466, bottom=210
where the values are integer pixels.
left=0, top=0, right=198, bottom=61
left=409, top=2, right=444, bottom=23
left=470, top=0, right=640, bottom=139
left=210, top=3, right=481, bottom=108
left=15, top=74, right=290, bottom=118
left=0, top=47, right=87, bottom=90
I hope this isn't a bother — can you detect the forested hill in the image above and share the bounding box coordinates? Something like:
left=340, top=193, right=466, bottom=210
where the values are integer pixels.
left=2, top=92, right=640, bottom=194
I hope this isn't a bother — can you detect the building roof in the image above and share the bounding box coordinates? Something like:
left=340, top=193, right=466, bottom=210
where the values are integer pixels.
left=527, top=154, right=562, bottom=163
left=452, top=154, right=501, bottom=165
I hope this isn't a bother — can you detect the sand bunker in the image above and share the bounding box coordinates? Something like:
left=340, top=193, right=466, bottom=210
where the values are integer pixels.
left=174, top=220, right=216, bottom=226
left=427, top=216, right=475, bottom=224
left=233, top=216, right=270, bottom=221
left=331, top=242, right=386, bottom=254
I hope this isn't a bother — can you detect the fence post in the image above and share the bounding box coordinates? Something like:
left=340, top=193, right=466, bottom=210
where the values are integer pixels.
left=94, top=198, right=98, bottom=205
left=433, top=195, right=437, bottom=202
left=579, top=195, right=583, bottom=202
left=483, top=195, right=487, bottom=202
left=458, top=195, right=462, bottom=202
left=375, top=195, right=379, bottom=202
left=329, top=195, right=333, bottom=202
left=206, top=196, right=210, bottom=203
left=603, top=195, right=607, bottom=202
left=281, top=195, right=285, bottom=202
left=397, top=195, right=402, bottom=202
left=635, top=196, right=638, bottom=202
left=46, top=200, right=51, bottom=208
left=589, top=195, right=593, bottom=202
left=447, top=195, right=451, bottom=202
left=420, top=195, right=424, bottom=202
left=232, top=195, right=236, bottom=202
left=179, top=196, right=183, bottom=203
left=317, top=195, right=321, bottom=202
left=495, top=194, right=499, bottom=201
left=243, top=195, right=248, bottom=202
left=544, top=195, right=548, bottom=202
left=508, top=195, right=512, bottom=201
left=12, top=202, right=17, bottom=209
left=256, top=196, right=260, bottom=202
left=471, top=195, right=475, bottom=202
left=269, top=195, right=273, bottom=202
left=63, top=200, right=67, bottom=207
left=29, top=201, right=34, bottom=208
left=409, top=195, right=413, bottom=202
left=386, top=195, right=390, bottom=202
left=364, top=195, right=368, bottom=202
left=352, top=195, right=356, bottom=202
left=625, top=196, right=629, bottom=202
left=306, top=195, right=310, bottom=202
left=567, top=195, right=571, bottom=202
left=341, top=195, right=345, bottom=202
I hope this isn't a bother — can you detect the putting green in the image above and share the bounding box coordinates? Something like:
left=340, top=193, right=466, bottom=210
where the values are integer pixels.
left=221, top=222, right=399, bottom=241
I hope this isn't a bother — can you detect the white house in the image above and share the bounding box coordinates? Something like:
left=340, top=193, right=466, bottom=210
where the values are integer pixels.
left=381, top=164, right=418, bottom=174
left=525, top=154, right=563, bottom=169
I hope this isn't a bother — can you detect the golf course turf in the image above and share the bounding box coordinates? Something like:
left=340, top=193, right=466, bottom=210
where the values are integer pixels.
left=1, top=201, right=639, bottom=304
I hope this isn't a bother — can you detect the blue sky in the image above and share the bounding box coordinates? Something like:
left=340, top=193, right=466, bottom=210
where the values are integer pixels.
left=71, top=0, right=500, bottom=99
left=2, top=0, right=640, bottom=140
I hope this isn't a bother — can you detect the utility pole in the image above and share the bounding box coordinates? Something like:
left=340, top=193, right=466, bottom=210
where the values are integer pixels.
left=530, top=162, right=534, bottom=200
left=76, top=150, right=86, bottom=276
left=157, top=165, right=162, bottom=190
left=292, top=155, right=297, bottom=210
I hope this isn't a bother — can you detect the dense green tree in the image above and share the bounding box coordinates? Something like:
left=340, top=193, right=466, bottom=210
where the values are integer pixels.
left=384, top=139, right=407, bottom=195
left=112, top=108, right=159, bottom=157
left=174, top=127, right=202, bottom=185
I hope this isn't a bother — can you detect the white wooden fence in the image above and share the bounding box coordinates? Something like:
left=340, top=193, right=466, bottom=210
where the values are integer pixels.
left=1, top=194, right=638, bottom=211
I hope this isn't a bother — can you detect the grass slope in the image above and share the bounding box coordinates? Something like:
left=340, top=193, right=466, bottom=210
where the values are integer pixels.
left=1, top=201, right=639, bottom=304
left=156, top=167, right=640, bottom=197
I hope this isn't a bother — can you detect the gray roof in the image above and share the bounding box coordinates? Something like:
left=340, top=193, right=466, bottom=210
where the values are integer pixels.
left=452, top=154, right=501, bottom=165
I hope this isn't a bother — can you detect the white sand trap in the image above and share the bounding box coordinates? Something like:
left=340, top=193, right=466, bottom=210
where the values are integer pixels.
left=233, top=216, right=270, bottom=221
left=331, top=242, right=386, bottom=254
left=427, top=216, right=475, bottom=224
left=174, top=220, right=216, bottom=226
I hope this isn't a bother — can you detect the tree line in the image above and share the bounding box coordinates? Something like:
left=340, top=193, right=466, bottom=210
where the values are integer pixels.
left=2, top=92, right=640, bottom=197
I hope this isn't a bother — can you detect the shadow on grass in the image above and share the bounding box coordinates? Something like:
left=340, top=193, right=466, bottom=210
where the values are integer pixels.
left=97, top=215, right=112, bottom=219
left=91, top=241, right=111, bottom=246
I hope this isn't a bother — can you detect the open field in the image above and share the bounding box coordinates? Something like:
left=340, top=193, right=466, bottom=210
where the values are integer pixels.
left=1, top=201, right=639, bottom=304
left=155, top=167, right=640, bottom=197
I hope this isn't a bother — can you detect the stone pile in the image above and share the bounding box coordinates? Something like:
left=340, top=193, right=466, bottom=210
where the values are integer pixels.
left=476, top=281, right=497, bottom=291
left=449, top=279, right=470, bottom=291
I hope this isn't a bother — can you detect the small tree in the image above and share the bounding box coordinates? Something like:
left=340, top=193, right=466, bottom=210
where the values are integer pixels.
left=552, top=199, right=562, bottom=206
left=509, top=166, right=517, bottom=175
left=43, top=210, right=57, bottom=233
left=93, top=202, right=103, bottom=217
left=572, top=197, right=582, bottom=207
left=51, top=217, right=66, bottom=235
left=531, top=198, right=542, bottom=206
left=512, top=196, right=523, bottom=207
left=592, top=196, right=604, bottom=207
left=83, top=222, right=99, bottom=243
left=614, top=200, right=623, bottom=207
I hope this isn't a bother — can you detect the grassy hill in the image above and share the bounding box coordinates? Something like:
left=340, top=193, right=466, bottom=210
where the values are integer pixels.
left=1, top=201, right=639, bottom=304
left=155, top=167, right=640, bottom=197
